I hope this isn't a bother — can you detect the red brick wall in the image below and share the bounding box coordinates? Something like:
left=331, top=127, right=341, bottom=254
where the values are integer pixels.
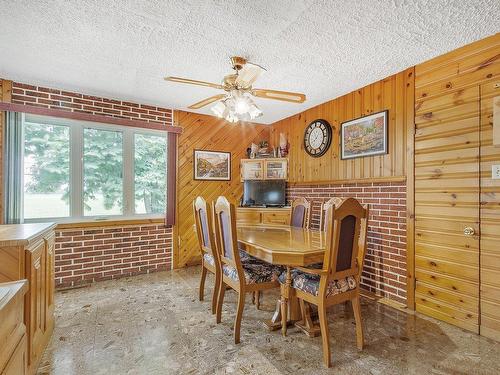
left=9, top=81, right=174, bottom=288
left=55, top=223, right=172, bottom=288
left=12, top=82, right=172, bottom=126
left=287, top=181, right=407, bottom=304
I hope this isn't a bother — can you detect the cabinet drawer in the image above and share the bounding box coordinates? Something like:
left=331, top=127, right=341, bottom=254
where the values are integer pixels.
left=236, top=211, right=261, bottom=224
left=262, top=211, right=290, bottom=225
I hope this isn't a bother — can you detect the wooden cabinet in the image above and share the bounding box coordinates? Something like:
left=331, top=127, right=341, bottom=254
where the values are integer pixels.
left=264, top=159, right=288, bottom=180
left=236, top=207, right=291, bottom=226
left=0, top=280, right=28, bottom=375
left=240, top=158, right=288, bottom=181
left=2, top=335, right=27, bottom=375
left=240, top=160, right=264, bottom=180
left=0, top=223, right=56, bottom=375
left=261, top=210, right=290, bottom=225
left=236, top=210, right=261, bottom=225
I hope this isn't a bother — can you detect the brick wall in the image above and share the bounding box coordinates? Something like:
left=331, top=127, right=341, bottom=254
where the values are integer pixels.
left=9, top=81, right=174, bottom=288
left=55, top=223, right=172, bottom=288
left=12, top=82, right=172, bottom=126
left=287, top=181, right=407, bottom=304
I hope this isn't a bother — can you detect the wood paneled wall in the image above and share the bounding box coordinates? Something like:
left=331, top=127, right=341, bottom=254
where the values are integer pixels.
left=173, top=111, right=270, bottom=268
left=414, top=33, right=500, bottom=336
left=270, top=68, right=414, bottom=184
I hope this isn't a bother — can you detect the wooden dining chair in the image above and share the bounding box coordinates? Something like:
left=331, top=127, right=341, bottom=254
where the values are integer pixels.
left=213, top=196, right=283, bottom=344
left=290, top=197, right=311, bottom=229
left=319, top=197, right=344, bottom=232
left=282, top=197, right=369, bottom=367
left=193, top=196, right=221, bottom=314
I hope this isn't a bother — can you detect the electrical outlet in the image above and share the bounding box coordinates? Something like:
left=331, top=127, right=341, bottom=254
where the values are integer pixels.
left=492, top=165, right=500, bottom=179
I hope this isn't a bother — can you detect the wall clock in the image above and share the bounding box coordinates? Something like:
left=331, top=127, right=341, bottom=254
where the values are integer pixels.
left=303, top=119, right=332, bottom=157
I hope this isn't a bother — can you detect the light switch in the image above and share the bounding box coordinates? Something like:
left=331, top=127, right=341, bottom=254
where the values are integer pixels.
left=493, top=165, right=500, bottom=179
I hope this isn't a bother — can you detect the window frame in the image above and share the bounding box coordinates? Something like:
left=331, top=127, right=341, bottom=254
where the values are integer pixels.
left=23, top=114, right=168, bottom=223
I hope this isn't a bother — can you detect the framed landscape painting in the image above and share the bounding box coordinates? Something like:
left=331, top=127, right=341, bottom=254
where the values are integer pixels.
left=193, top=150, right=231, bottom=181
left=340, top=110, right=388, bottom=159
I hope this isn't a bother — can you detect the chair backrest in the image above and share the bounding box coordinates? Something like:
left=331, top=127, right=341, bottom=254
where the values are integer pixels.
left=213, top=196, right=245, bottom=282
left=319, top=197, right=344, bottom=232
left=193, top=197, right=220, bottom=267
left=290, top=197, right=311, bottom=229
left=319, top=198, right=369, bottom=296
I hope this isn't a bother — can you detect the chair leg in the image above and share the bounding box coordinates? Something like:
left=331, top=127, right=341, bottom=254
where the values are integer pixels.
left=234, top=291, right=246, bottom=344
left=211, top=271, right=220, bottom=315
left=255, top=291, right=261, bottom=310
left=216, top=282, right=226, bottom=324
left=318, top=303, right=331, bottom=368
left=352, top=296, right=364, bottom=350
left=199, top=266, right=207, bottom=301
left=280, top=296, right=288, bottom=336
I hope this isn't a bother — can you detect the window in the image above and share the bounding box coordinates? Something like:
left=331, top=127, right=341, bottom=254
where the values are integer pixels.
left=24, top=122, right=70, bottom=219
left=83, top=128, right=124, bottom=216
left=22, top=115, right=167, bottom=222
left=134, top=133, right=167, bottom=214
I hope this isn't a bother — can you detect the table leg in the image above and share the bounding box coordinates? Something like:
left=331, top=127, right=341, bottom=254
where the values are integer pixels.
left=263, top=266, right=300, bottom=332
left=263, top=299, right=283, bottom=331
left=281, top=267, right=291, bottom=336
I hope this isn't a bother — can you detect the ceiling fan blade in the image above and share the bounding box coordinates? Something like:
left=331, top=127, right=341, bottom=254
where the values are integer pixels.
left=251, top=89, right=306, bottom=103
left=188, top=94, right=226, bottom=109
left=165, top=76, right=223, bottom=90
left=235, top=62, right=266, bottom=88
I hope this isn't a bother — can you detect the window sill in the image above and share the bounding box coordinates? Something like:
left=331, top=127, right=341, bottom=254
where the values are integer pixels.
left=54, top=217, right=166, bottom=229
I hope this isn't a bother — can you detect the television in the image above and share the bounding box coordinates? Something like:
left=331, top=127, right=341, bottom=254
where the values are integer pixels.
left=242, top=180, right=286, bottom=207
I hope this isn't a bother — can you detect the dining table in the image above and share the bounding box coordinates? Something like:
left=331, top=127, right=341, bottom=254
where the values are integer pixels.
left=237, top=224, right=327, bottom=337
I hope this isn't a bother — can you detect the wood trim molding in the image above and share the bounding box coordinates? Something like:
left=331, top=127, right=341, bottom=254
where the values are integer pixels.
left=1, top=80, right=12, bottom=102
left=288, top=176, right=406, bottom=186
left=165, top=132, right=178, bottom=226
left=56, top=218, right=166, bottom=229
left=0, top=102, right=183, bottom=133
left=404, top=67, right=416, bottom=311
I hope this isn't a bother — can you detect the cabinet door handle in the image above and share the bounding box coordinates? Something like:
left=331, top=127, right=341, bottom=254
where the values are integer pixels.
left=463, top=227, right=475, bottom=236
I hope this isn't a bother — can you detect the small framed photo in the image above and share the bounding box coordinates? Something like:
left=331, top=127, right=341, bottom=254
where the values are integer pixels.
left=193, top=150, right=231, bottom=181
left=340, top=110, right=388, bottom=160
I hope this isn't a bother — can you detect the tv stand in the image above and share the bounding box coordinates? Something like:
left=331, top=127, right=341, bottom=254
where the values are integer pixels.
left=236, top=206, right=291, bottom=226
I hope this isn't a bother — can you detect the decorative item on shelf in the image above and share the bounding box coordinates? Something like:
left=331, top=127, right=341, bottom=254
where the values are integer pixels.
left=304, top=119, right=332, bottom=157
left=250, top=143, right=259, bottom=159
left=279, top=132, right=288, bottom=157
left=193, top=150, right=231, bottom=180
left=256, top=140, right=272, bottom=158
left=340, top=110, right=388, bottom=159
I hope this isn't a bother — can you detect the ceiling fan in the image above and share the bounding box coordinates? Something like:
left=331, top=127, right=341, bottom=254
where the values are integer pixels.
left=164, top=56, right=306, bottom=122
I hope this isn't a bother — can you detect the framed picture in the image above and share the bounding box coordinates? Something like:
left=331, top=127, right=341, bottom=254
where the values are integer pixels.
left=193, top=150, right=231, bottom=181
left=340, top=110, right=388, bottom=160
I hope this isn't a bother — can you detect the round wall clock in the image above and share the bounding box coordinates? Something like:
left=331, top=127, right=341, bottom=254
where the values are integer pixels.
left=303, top=119, right=332, bottom=157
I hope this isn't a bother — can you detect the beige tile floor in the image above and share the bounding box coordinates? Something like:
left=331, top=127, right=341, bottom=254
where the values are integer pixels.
left=37, top=267, right=500, bottom=375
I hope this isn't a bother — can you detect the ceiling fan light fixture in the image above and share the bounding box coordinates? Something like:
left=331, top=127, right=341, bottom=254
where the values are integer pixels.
left=234, top=96, right=251, bottom=114
left=210, top=100, right=226, bottom=118
left=248, top=103, right=263, bottom=119
left=210, top=91, right=262, bottom=123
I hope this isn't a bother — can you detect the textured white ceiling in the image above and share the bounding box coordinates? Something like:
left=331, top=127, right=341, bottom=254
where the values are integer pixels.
left=0, top=0, right=498, bottom=124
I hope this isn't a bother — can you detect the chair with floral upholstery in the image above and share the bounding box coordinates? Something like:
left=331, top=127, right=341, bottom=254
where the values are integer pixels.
left=193, top=196, right=221, bottom=314
left=290, top=197, right=311, bottom=229
left=213, top=196, right=283, bottom=344
left=281, top=197, right=369, bottom=367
